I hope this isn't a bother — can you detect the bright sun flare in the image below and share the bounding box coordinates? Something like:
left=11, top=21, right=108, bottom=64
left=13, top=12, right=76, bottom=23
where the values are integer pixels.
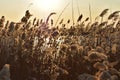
left=34, top=0, right=60, bottom=11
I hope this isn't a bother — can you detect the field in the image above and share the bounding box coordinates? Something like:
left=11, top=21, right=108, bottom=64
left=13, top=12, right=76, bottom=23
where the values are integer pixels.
left=0, top=9, right=120, bottom=80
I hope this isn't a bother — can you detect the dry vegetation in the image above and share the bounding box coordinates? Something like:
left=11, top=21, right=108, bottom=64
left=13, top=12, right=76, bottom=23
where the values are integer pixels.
left=0, top=9, right=120, bottom=80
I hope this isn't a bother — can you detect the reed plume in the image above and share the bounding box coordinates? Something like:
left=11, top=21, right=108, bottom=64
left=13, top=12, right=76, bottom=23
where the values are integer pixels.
left=85, top=17, right=89, bottom=22
left=108, top=11, right=120, bottom=19
left=77, top=14, right=83, bottom=22
left=51, top=19, right=54, bottom=26
left=67, top=19, right=70, bottom=24
left=99, top=9, right=109, bottom=17
left=59, top=19, right=64, bottom=24
left=46, top=12, right=56, bottom=24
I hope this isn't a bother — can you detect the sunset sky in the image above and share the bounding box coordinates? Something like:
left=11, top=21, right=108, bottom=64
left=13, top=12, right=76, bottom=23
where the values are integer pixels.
left=0, top=0, right=120, bottom=22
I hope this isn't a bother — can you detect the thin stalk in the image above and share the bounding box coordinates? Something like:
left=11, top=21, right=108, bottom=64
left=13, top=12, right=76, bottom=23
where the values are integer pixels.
left=89, top=4, right=92, bottom=23
left=54, top=2, right=70, bottom=27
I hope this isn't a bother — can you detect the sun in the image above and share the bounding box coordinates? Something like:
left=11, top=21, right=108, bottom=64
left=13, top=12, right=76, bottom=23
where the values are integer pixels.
left=34, top=0, right=60, bottom=12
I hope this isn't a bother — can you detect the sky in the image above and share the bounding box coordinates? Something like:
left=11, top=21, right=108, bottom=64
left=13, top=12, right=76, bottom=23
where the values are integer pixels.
left=0, top=0, right=120, bottom=23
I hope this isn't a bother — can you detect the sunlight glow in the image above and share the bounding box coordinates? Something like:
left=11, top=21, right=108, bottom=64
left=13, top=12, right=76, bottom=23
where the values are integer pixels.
left=34, top=0, right=60, bottom=12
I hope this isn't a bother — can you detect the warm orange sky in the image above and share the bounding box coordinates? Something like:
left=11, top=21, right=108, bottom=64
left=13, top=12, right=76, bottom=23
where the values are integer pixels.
left=0, top=0, right=120, bottom=22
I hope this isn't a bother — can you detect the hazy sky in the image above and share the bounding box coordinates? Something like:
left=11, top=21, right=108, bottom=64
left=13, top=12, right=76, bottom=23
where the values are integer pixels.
left=0, top=0, right=120, bottom=22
